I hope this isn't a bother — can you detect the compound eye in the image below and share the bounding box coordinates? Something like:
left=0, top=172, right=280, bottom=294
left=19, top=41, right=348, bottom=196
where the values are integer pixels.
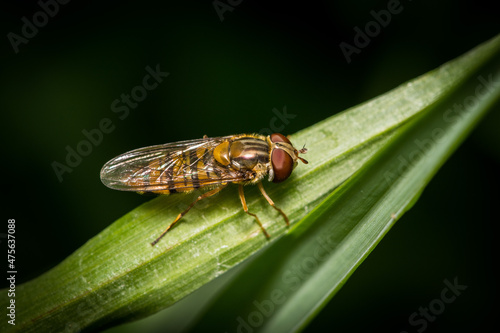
left=270, top=133, right=292, bottom=145
left=271, top=148, right=293, bottom=183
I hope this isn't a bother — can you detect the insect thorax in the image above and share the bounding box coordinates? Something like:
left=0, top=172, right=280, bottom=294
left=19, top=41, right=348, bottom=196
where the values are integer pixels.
left=213, top=136, right=271, bottom=183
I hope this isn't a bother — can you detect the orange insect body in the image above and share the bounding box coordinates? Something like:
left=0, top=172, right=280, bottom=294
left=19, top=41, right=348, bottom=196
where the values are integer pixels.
left=100, top=133, right=308, bottom=245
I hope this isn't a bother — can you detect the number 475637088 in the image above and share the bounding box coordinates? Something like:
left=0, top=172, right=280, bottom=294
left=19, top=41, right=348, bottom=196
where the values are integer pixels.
left=7, top=219, right=16, bottom=270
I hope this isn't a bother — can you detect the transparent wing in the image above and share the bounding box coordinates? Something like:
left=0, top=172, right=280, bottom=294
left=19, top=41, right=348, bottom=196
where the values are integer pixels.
left=100, top=136, right=247, bottom=193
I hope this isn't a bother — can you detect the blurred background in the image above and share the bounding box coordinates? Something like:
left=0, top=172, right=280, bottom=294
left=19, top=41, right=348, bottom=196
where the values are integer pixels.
left=1, top=0, right=499, bottom=332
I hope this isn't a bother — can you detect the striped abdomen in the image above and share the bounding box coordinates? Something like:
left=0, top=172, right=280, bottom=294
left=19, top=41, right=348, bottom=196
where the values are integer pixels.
left=133, top=147, right=224, bottom=194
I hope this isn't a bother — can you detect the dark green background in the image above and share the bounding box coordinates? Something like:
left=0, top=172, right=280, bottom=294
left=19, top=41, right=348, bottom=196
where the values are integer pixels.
left=2, top=0, right=499, bottom=332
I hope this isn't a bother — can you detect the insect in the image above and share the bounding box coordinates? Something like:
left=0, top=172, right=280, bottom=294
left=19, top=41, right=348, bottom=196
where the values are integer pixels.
left=100, top=133, right=308, bottom=245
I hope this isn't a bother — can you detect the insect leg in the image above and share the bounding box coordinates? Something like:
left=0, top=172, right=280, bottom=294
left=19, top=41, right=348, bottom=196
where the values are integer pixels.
left=257, top=182, right=290, bottom=226
left=238, top=185, right=270, bottom=238
left=151, top=184, right=227, bottom=246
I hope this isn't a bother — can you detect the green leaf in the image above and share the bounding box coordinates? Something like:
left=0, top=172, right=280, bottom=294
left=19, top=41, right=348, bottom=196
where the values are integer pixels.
left=189, top=36, right=500, bottom=331
left=2, top=35, right=500, bottom=333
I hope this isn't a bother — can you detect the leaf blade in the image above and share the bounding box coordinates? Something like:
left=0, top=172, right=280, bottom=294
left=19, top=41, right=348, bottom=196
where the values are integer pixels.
left=190, top=35, right=500, bottom=332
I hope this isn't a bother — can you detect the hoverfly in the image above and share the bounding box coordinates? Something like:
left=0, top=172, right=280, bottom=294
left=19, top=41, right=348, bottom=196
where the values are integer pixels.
left=100, top=133, right=308, bottom=245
